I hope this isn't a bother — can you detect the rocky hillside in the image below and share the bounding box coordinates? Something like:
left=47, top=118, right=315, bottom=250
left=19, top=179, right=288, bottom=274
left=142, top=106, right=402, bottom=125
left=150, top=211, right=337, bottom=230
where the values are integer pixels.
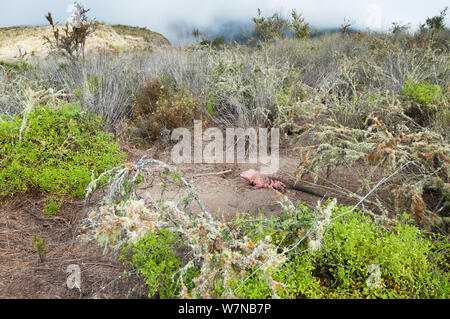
left=0, top=22, right=171, bottom=61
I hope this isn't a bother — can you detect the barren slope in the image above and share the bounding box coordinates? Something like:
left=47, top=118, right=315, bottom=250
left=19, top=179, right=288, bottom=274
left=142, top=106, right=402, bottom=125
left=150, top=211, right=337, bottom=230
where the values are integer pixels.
left=0, top=22, right=171, bottom=61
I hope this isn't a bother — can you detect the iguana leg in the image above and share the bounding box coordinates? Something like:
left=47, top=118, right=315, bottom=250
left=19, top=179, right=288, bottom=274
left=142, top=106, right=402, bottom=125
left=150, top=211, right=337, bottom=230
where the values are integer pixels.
left=269, top=179, right=286, bottom=193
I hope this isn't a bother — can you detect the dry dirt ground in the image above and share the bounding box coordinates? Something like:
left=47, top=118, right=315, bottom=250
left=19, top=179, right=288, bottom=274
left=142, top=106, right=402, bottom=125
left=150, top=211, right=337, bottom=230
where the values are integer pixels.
left=0, top=137, right=371, bottom=299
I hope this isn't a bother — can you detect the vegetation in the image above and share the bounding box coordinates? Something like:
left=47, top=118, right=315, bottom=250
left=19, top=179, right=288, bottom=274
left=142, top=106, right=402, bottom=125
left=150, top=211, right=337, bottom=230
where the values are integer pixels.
left=238, top=209, right=449, bottom=299
left=83, top=159, right=449, bottom=298
left=0, top=102, right=126, bottom=198
left=420, top=7, right=448, bottom=35
left=199, top=37, right=227, bottom=49
left=252, top=8, right=310, bottom=41
left=44, top=3, right=97, bottom=60
left=120, top=229, right=183, bottom=298
left=128, top=79, right=202, bottom=144
left=0, top=4, right=449, bottom=299
left=32, top=234, right=48, bottom=263
left=402, top=79, right=442, bottom=124
left=43, top=197, right=62, bottom=216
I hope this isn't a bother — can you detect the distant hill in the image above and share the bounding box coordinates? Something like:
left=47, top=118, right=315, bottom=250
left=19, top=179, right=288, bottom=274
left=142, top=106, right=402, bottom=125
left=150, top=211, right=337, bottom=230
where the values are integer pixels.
left=0, top=22, right=171, bottom=61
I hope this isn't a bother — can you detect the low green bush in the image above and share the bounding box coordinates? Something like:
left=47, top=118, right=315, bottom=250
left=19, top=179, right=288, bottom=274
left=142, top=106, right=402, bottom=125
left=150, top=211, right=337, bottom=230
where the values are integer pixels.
left=120, top=229, right=198, bottom=298
left=309, top=211, right=448, bottom=298
left=32, top=234, right=48, bottom=263
left=0, top=102, right=126, bottom=198
left=402, top=79, right=442, bottom=124
left=402, top=79, right=442, bottom=107
left=227, top=205, right=449, bottom=299
left=43, top=197, right=62, bottom=216
left=0, top=60, right=32, bottom=72
left=276, top=210, right=448, bottom=298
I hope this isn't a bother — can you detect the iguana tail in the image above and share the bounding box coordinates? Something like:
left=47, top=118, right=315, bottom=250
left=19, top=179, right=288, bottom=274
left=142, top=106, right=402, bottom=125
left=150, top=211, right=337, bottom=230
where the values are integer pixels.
left=275, top=178, right=326, bottom=198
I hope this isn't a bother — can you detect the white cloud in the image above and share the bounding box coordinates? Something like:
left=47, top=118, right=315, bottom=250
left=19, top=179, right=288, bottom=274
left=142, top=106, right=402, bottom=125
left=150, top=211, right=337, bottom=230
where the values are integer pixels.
left=1, top=0, right=448, bottom=43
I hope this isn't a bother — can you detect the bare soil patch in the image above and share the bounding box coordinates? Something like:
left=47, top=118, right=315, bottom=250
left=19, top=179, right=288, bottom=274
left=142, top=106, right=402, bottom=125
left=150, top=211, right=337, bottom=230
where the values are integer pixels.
left=0, top=194, right=144, bottom=299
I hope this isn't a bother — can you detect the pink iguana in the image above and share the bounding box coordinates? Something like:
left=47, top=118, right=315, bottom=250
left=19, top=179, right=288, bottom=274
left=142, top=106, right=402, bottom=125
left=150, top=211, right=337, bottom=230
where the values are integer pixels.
left=240, top=169, right=324, bottom=197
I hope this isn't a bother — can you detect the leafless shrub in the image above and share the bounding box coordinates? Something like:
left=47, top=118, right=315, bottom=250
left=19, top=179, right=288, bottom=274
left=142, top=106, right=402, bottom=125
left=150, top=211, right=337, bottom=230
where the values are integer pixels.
left=43, top=3, right=96, bottom=60
left=340, top=18, right=354, bottom=36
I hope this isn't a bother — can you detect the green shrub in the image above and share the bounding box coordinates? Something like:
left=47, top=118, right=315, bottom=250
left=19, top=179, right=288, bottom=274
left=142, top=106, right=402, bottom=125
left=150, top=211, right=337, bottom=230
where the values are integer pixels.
left=291, top=9, right=310, bottom=39
left=274, top=253, right=323, bottom=298
left=252, top=8, right=310, bottom=42
left=43, top=197, right=62, bottom=216
left=230, top=271, right=273, bottom=299
left=402, top=79, right=442, bottom=107
left=0, top=102, right=126, bottom=198
left=32, top=234, right=48, bottom=263
left=252, top=8, right=291, bottom=41
left=199, top=39, right=211, bottom=47
left=211, top=37, right=226, bottom=49
left=280, top=209, right=449, bottom=298
left=120, top=229, right=182, bottom=298
left=419, top=7, right=448, bottom=34
left=198, top=37, right=226, bottom=49
left=402, top=79, right=442, bottom=124
left=129, top=79, right=201, bottom=144
left=231, top=205, right=449, bottom=299
left=0, top=60, right=32, bottom=72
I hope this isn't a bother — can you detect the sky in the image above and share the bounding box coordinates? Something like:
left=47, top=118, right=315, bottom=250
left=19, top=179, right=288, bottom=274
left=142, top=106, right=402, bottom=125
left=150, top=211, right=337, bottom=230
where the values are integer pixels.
left=1, top=0, right=449, bottom=44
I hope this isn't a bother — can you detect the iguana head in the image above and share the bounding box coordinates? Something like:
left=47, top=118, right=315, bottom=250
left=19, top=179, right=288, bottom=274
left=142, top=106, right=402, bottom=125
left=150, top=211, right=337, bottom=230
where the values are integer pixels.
left=240, top=169, right=257, bottom=184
